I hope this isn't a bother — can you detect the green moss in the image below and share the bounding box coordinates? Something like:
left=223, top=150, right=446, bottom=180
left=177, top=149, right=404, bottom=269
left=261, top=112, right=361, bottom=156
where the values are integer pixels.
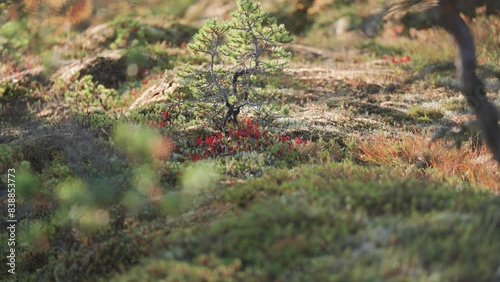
left=108, top=163, right=499, bottom=281
left=359, top=40, right=405, bottom=57
left=408, top=106, right=445, bottom=123
left=0, top=144, right=23, bottom=172
left=110, top=255, right=246, bottom=282
left=64, top=75, right=120, bottom=111
left=443, top=98, right=468, bottom=112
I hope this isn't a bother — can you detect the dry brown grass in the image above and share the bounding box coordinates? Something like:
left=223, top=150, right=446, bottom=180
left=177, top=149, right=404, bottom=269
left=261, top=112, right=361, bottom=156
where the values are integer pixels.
left=356, top=132, right=500, bottom=191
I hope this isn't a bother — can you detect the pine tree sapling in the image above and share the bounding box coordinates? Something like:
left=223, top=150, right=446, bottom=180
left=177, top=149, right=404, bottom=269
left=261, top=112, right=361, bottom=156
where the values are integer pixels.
left=179, top=0, right=293, bottom=128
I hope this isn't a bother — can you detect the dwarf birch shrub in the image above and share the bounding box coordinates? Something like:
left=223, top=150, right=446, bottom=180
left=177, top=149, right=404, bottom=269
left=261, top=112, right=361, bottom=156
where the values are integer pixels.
left=179, top=0, right=293, bottom=128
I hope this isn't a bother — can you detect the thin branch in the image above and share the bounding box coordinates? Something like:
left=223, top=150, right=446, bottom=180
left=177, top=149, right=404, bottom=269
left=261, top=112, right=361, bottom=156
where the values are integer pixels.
left=208, top=34, right=230, bottom=107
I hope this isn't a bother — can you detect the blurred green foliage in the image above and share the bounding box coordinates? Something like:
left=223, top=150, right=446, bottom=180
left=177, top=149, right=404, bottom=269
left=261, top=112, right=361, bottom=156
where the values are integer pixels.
left=64, top=75, right=120, bottom=111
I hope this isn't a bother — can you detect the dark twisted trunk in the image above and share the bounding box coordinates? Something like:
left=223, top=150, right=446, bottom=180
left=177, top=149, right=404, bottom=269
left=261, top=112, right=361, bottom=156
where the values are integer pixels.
left=438, top=0, right=500, bottom=163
